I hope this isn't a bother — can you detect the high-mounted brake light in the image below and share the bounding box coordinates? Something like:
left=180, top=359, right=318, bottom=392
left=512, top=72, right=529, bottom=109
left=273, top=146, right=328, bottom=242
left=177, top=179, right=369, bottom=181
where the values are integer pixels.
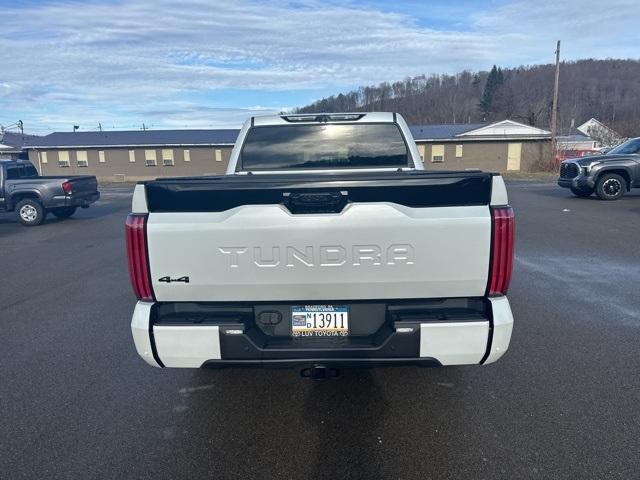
left=281, top=114, right=365, bottom=123
left=487, top=206, right=514, bottom=296
left=126, top=214, right=154, bottom=301
left=62, top=181, right=73, bottom=195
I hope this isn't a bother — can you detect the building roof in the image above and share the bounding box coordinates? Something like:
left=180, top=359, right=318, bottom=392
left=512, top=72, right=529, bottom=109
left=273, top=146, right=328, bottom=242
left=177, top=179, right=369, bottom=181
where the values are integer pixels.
left=457, top=120, right=551, bottom=138
left=576, top=118, right=620, bottom=137
left=24, top=118, right=552, bottom=149
left=24, top=129, right=240, bottom=149
left=410, top=120, right=550, bottom=141
left=0, top=131, right=39, bottom=152
left=409, top=123, right=486, bottom=141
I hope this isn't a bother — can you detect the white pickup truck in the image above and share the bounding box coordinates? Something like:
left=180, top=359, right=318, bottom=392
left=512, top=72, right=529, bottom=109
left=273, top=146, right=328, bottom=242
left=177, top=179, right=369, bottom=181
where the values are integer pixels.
left=128, top=112, right=514, bottom=377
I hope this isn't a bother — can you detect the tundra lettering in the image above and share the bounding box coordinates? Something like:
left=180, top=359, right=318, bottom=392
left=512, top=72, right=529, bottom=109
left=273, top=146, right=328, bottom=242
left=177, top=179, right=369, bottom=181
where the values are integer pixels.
left=217, top=244, right=415, bottom=268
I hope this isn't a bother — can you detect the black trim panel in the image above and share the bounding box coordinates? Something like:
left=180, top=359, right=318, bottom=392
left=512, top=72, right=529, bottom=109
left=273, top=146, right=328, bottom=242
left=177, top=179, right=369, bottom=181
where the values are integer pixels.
left=148, top=303, right=165, bottom=368
left=144, top=171, right=493, bottom=212
left=479, top=300, right=494, bottom=364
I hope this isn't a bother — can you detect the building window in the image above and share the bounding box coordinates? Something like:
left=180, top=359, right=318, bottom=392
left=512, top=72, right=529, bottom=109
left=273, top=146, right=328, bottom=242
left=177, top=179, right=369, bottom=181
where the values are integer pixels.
left=129, top=150, right=136, bottom=163
left=41, top=152, right=48, bottom=164
left=77, top=150, right=88, bottom=167
left=162, top=149, right=174, bottom=166
left=455, top=145, right=463, bottom=158
left=58, top=151, right=70, bottom=167
left=431, top=145, right=444, bottom=163
left=98, top=151, right=106, bottom=163
left=214, top=149, right=222, bottom=162
left=145, top=149, right=157, bottom=166
left=184, top=149, right=191, bottom=162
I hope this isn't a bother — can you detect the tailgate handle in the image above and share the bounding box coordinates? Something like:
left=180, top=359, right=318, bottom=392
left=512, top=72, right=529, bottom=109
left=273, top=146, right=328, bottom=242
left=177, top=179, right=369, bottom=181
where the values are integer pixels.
left=283, top=191, right=348, bottom=214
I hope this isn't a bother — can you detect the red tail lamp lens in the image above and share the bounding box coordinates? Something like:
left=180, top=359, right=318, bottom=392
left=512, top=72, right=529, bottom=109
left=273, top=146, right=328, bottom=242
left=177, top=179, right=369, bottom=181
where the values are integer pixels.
left=125, top=214, right=154, bottom=301
left=487, top=206, right=514, bottom=295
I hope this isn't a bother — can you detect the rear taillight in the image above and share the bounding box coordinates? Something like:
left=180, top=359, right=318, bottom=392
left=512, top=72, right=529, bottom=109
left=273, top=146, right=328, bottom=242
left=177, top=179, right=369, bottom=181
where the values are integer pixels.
left=126, top=214, right=154, bottom=301
left=62, top=181, right=73, bottom=195
left=487, top=206, right=514, bottom=296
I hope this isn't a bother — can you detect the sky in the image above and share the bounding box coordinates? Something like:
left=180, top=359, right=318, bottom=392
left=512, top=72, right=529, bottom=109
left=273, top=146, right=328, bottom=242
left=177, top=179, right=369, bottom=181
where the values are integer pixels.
left=0, top=0, right=638, bottom=134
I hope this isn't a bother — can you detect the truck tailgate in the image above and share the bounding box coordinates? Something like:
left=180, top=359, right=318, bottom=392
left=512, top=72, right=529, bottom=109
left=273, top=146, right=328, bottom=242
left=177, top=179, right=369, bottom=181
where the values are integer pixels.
left=141, top=172, right=495, bottom=302
left=68, top=176, right=99, bottom=195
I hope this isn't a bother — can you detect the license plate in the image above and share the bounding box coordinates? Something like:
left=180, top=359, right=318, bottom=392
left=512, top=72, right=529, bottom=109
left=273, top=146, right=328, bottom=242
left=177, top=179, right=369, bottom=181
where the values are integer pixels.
left=291, top=305, right=349, bottom=337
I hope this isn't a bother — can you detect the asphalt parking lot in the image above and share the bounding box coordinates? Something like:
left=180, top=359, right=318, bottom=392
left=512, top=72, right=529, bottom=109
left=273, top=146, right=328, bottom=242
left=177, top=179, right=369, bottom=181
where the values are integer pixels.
left=1, top=181, right=639, bottom=479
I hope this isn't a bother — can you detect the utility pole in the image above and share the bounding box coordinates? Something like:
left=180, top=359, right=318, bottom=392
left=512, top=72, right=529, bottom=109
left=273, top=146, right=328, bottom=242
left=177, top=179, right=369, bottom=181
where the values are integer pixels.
left=98, top=123, right=103, bottom=132
left=142, top=123, right=147, bottom=131
left=550, top=40, right=561, bottom=169
left=17, top=120, right=24, bottom=136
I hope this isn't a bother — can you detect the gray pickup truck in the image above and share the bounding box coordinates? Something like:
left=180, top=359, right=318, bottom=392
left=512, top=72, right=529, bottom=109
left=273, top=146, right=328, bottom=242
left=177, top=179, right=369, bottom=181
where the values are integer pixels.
left=0, top=160, right=100, bottom=226
left=558, top=137, right=640, bottom=200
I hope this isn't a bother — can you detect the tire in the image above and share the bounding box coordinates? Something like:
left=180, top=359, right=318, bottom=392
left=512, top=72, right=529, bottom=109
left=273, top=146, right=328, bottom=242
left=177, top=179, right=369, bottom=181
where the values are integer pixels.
left=51, top=206, right=77, bottom=219
left=595, top=173, right=626, bottom=201
left=15, top=198, right=46, bottom=226
left=570, top=186, right=593, bottom=197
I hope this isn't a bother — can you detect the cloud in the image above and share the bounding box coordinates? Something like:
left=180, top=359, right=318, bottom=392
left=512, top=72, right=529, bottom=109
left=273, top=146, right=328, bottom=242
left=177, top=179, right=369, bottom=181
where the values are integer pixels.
left=0, top=0, right=637, bottom=133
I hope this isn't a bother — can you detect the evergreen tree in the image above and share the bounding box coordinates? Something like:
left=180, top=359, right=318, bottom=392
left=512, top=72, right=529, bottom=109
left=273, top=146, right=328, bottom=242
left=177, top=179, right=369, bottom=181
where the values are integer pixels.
left=479, top=65, right=504, bottom=121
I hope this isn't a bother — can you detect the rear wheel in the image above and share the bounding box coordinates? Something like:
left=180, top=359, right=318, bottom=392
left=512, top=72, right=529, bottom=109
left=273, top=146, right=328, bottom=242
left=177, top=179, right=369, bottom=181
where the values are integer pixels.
left=596, top=173, right=626, bottom=201
left=51, top=206, right=77, bottom=219
left=570, top=186, right=593, bottom=197
left=15, top=198, right=46, bottom=226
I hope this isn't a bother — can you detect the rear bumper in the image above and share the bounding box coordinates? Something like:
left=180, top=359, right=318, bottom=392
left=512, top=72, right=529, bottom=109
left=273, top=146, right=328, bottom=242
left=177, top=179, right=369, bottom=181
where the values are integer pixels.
left=131, top=296, right=514, bottom=369
left=49, top=191, right=100, bottom=208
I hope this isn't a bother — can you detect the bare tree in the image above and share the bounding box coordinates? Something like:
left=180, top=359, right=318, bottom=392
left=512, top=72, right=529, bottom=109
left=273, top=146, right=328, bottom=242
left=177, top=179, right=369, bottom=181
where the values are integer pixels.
left=295, top=59, right=640, bottom=136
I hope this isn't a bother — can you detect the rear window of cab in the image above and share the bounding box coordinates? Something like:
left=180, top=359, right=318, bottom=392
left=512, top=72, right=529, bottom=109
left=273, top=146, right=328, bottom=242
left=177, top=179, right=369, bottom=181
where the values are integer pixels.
left=240, top=123, right=409, bottom=171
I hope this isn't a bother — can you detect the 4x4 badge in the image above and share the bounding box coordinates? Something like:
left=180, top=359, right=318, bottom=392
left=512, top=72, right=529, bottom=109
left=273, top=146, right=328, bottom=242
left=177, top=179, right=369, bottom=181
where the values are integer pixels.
left=158, top=276, right=190, bottom=283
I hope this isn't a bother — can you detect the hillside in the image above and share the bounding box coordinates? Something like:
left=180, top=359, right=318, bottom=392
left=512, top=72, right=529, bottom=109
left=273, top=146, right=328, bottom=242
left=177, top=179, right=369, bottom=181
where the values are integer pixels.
left=294, top=59, right=640, bottom=136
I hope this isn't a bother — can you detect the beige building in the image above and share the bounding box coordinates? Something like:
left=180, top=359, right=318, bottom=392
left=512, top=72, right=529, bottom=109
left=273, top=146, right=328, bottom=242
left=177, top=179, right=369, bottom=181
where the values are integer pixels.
left=25, top=119, right=552, bottom=181
left=410, top=120, right=552, bottom=173
left=25, top=129, right=237, bottom=181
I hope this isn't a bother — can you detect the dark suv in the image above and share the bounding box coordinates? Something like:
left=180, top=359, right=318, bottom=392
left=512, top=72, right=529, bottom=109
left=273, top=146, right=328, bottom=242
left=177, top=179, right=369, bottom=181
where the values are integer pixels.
left=558, top=137, right=640, bottom=200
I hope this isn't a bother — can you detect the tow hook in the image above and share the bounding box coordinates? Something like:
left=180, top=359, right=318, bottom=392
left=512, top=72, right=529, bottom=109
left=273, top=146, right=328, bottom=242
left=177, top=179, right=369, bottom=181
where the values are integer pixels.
left=300, top=365, right=340, bottom=380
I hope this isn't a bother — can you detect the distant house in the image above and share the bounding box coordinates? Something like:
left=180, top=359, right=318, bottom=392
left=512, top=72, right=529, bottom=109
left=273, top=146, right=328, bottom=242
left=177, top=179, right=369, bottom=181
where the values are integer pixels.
left=578, top=118, right=623, bottom=149
left=576, top=118, right=622, bottom=144
left=556, top=118, right=623, bottom=161
left=25, top=119, right=554, bottom=180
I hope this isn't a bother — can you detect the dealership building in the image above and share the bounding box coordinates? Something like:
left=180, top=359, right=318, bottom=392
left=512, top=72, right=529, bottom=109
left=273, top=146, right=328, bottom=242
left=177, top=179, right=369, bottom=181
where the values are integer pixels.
left=25, top=119, right=551, bottom=180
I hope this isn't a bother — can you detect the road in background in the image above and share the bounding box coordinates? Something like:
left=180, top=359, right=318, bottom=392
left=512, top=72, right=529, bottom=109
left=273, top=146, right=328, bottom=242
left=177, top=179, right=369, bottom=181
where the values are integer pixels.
left=1, top=182, right=639, bottom=479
